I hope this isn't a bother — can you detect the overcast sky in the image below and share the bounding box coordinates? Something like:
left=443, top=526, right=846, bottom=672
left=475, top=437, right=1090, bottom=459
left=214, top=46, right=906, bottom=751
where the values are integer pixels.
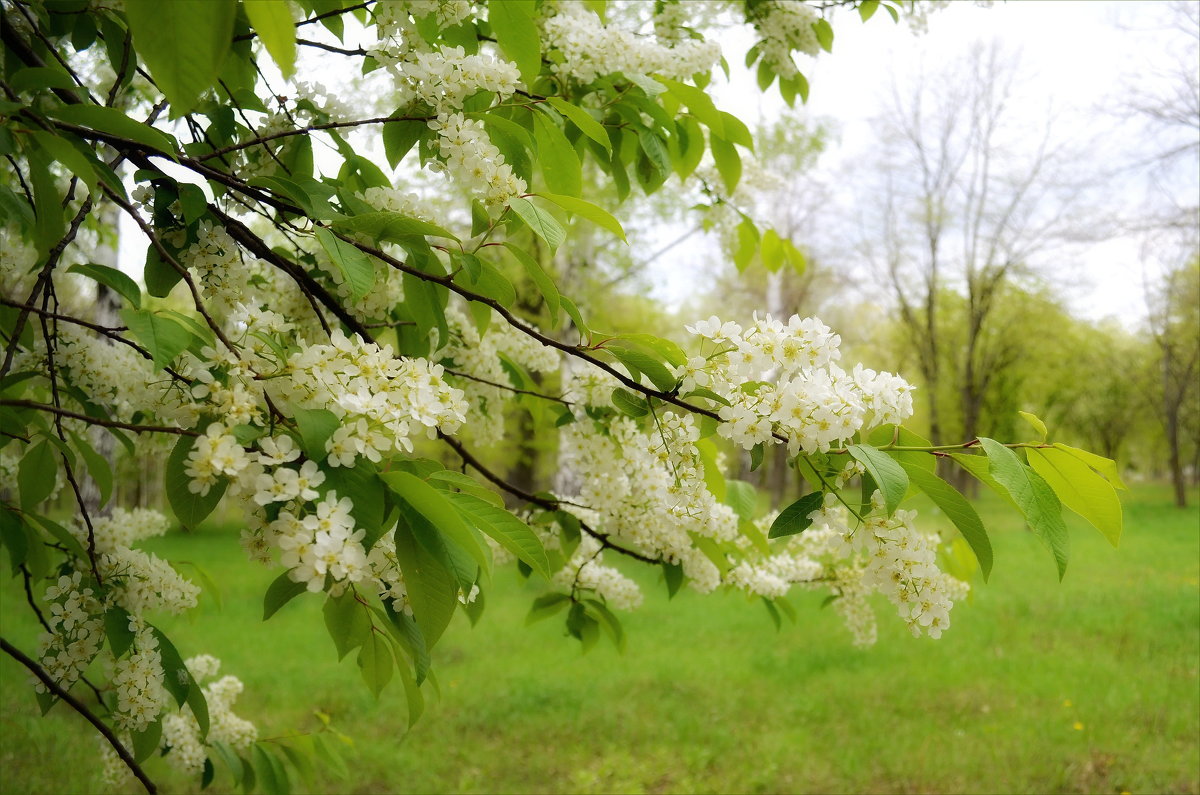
left=651, top=0, right=1199, bottom=327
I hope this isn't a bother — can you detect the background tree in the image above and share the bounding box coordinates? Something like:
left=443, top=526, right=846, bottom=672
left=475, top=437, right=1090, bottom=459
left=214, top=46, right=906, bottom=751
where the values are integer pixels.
left=857, top=41, right=1098, bottom=481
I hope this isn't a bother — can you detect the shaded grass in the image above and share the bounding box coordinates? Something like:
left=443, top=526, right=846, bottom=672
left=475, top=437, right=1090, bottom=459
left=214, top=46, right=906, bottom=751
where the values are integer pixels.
left=2, top=483, right=1197, bottom=794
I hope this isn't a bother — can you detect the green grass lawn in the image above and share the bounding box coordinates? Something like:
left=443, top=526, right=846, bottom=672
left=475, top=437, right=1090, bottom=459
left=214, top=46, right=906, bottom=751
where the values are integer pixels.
left=2, top=483, right=1197, bottom=794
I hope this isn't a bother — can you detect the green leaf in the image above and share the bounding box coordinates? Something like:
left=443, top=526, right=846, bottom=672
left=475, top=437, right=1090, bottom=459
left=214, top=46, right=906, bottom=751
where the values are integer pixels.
left=321, top=462, right=387, bottom=549
left=69, top=430, right=112, bottom=507
left=502, top=242, right=560, bottom=323
left=733, top=217, right=759, bottom=272
left=165, top=433, right=227, bottom=529
left=244, top=0, right=296, bottom=77
left=120, top=309, right=194, bottom=370
left=25, top=513, right=87, bottom=559
left=546, top=97, right=611, bottom=152
left=392, top=519, right=458, bottom=647
left=292, top=408, right=339, bottom=461
left=508, top=196, right=565, bottom=250
left=1028, top=447, right=1123, bottom=548
left=1052, top=443, right=1127, bottom=490
left=526, top=592, right=570, bottom=624
left=322, top=591, right=371, bottom=661
left=533, top=113, right=582, bottom=197
left=1018, top=411, right=1048, bottom=441
left=314, top=227, right=375, bottom=299
left=901, top=463, right=993, bottom=581
left=847, top=444, right=909, bottom=516
left=606, top=347, right=677, bottom=392
left=382, top=118, right=426, bottom=168
left=104, top=606, right=136, bottom=657
left=977, top=438, right=1070, bottom=579
left=263, top=571, right=308, bottom=620
left=709, top=134, right=742, bottom=193
left=637, top=128, right=671, bottom=175
left=859, top=0, right=880, bottom=21
left=584, top=599, right=626, bottom=652
left=150, top=626, right=191, bottom=707
left=724, top=479, right=757, bottom=522
left=662, top=561, right=684, bottom=598
left=444, top=491, right=551, bottom=579
left=380, top=471, right=491, bottom=575
left=68, top=263, right=141, bottom=308
left=28, top=131, right=98, bottom=197
left=559, top=295, right=590, bottom=342
left=19, top=440, right=57, bottom=510
left=661, top=78, right=725, bottom=136
left=538, top=193, right=627, bottom=242
left=611, top=387, right=649, bottom=418
left=768, top=491, right=824, bottom=539
left=813, top=18, right=834, bottom=52
left=124, top=0, right=237, bottom=115
left=28, top=152, right=64, bottom=257
left=46, top=104, right=178, bottom=155
left=760, top=229, right=783, bottom=272
left=333, top=212, right=457, bottom=243
left=131, top=718, right=162, bottom=764
left=489, top=0, right=541, bottom=84
left=380, top=601, right=431, bottom=683
left=10, top=67, right=80, bottom=94
left=357, top=631, right=393, bottom=699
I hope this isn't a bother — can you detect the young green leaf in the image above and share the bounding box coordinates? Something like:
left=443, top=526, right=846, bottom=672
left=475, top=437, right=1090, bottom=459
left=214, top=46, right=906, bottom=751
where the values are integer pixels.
left=1027, top=447, right=1123, bottom=548
left=537, top=193, right=627, bottom=242
left=68, top=263, right=141, bottom=308
left=724, top=479, right=757, bottom=522
left=357, top=632, right=394, bottom=699
left=508, top=196, right=566, bottom=250
left=292, top=408, right=339, bottom=461
left=391, top=520, right=458, bottom=647
left=165, top=434, right=227, bottom=528
left=489, top=0, right=541, bottom=84
left=380, top=471, right=491, bottom=574
left=503, top=242, right=560, bottom=323
left=606, top=347, right=678, bottom=392
left=333, top=212, right=457, bottom=243
left=46, top=104, right=178, bottom=155
left=768, top=491, right=825, bottom=539
left=123, top=0, right=237, bottom=115
left=444, top=491, right=551, bottom=579
left=18, top=440, right=57, bottom=510
left=314, top=227, right=375, bottom=299
left=847, top=444, right=909, bottom=516
left=546, top=97, right=611, bottom=152
left=263, top=571, right=308, bottom=620
left=901, top=463, right=993, bottom=580
left=243, top=0, right=296, bottom=77
left=120, top=309, right=194, bottom=370
left=533, top=113, right=582, bottom=197
left=978, top=438, right=1070, bottom=579
left=709, top=134, right=742, bottom=193
left=323, top=591, right=371, bottom=661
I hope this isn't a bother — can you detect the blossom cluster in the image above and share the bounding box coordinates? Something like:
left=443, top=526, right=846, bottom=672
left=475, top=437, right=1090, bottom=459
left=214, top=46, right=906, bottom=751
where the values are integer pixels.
left=682, top=314, right=915, bottom=453
left=369, top=4, right=527, bottom=206
left=788, top=491, right=971, bottom=642
left=746, top=0, right=822, bottom=79
left=442, top=306, right=562, bottom=445
left=541, top=2, right=723, bottom=83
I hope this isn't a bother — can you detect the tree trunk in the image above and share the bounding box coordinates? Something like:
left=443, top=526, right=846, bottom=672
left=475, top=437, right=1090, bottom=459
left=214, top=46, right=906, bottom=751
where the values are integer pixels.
left=1166, top=408, right=1187, bottom=508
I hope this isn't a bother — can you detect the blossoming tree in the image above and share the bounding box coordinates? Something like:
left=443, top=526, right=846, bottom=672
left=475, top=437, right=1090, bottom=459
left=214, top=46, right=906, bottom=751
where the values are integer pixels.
left=0, top=1, right=1128, bottom=792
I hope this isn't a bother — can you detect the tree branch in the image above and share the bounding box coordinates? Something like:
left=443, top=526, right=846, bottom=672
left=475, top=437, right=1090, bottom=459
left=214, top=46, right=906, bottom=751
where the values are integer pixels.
left=0, top=636, right=157, bottom=794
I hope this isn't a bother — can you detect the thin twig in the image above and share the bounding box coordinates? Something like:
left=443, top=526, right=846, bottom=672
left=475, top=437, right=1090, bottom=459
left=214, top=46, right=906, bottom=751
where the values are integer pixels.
left=0, top=637, right=157, bottom=794
left=0, top=400, right=199, bottom=436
